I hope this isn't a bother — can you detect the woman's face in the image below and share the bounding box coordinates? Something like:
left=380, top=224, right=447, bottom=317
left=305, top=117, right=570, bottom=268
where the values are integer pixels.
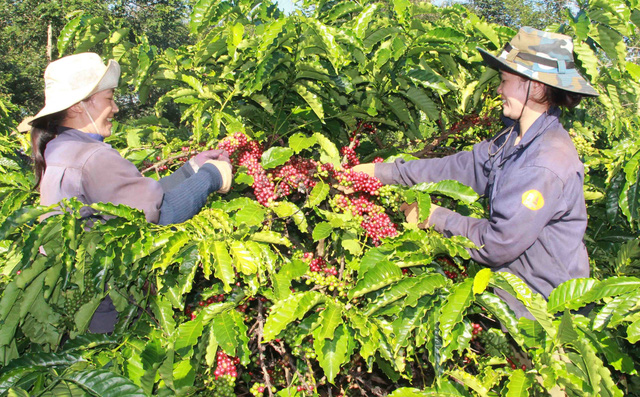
left=83, top=89, right=119, bottom=137
left=496, top=71, right=530, bottom=120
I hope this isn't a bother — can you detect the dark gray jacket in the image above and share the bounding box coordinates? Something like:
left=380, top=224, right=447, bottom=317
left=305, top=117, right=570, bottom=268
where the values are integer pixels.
left=376, top=108, right=589, bottom=318
left=40, top=128, right=223, bottom=225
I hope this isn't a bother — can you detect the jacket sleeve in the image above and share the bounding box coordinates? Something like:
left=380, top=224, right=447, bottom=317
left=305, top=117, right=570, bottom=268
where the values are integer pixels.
left=81, top=148, right=165, bottom=223
left=429, top=165, right=566, bottom=266
left=158, top=162, right=195, bottom=192
left=374, top=139, right=492, bottom=195
left=157, top=163, right=222, bottom=225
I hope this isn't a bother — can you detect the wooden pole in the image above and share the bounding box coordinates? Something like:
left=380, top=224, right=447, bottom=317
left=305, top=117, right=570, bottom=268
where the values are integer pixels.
left=47, top=23, right=52, bottom=61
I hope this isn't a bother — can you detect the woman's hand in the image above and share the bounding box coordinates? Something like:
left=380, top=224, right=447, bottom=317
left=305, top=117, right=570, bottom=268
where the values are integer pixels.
left=194, top=149, right=230, bottom=167
left=400, top=201, right=440, bottom=228
left=205, top=160, right=233, bottom=193
left=189, top=149, right=231, bottom=173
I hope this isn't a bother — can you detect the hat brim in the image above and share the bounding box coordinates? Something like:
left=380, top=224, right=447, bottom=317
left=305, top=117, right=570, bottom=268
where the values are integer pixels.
left=30, top=59, right=120, bottom=126
left=478, top=47, right=599, bottom=97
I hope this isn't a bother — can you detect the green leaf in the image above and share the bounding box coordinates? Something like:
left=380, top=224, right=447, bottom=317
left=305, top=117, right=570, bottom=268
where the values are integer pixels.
left=211, top=240, right=236, bottom=291
left=557, top=311, right=579, bottom=345
left=229, top=240, right=259, bottom=275
left=473, top=268, right=492, bottom=294
left=363, top=26, right=400, bottom=50
left=349, top=261, right=403, bottom=299
left=61, top=334, right=120, bottom=352
left=208, top=309, right=247, bottom=357
left=288, top=133, right=317, bottom=154
left=294, top=83, right=324, bottom=121
left=326, top=1, right=362, bottom=21
left=257, top=18, right=287, bottom=56
left=411, top=180, right=479, bottom=205
left=352, top=4, right=378, bottom=39
left=627, top=318, right=640, bottom=343
left=474, top=21, right=501, bottom=49
left=547, top=278, right=599, bottom=313
left=476, top=292, right=522, bottom=346
left=140, top=338, right=165, bottom=394
left=490, top=272, right=556, bottom=339
left=312, top=222, right=333, bottom=241
left=262, top=147, right=294, bottom=169
left=314, top=301, right=344, bottom=341
left=63, top=368, right=146, bottom=396
left=272, top=202, right=308, bottom=233
left=152, top=231, right=190, bottom=272
left=313, top=323, right=353, bottom=384
left=57, top=16, right=82, bottom=56
left=364, top=273, right=445, bottom=316
left=235, top=201, right=266, bottom=227
left=439, top=278, right=475, bottom=349
left=306, top=180, right=330, bottom=208
left=0, top=206, right=50, bottom=241
left=90, top=202, right=146, bottom=221
left=505, top=369, right=532, bottom=396
left=251, top=231, right=291, bottom=247
left=592, top=292, right=640, bottom=331
left=150, top=296, right=177, bottom=336
left=74, top=296, right=104, bottom=334
left=227, top=22, right=244, bottom=56
left=175, top=317, right=204, bottom=358
left=313, top=133, right=340, bottom=166
left=263, top=292, right=326, bottom=341
left=581, top=276, right=640, bottom=303
left=272, top=260, right=308, bottom=300
left=447, top=368, right=489, bottom=396
left=403, top=87, right=439, bottom=120
left=307, top=19, right=343, bottom=70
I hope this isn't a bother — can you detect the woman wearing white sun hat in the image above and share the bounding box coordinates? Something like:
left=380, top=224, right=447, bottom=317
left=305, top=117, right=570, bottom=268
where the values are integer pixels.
left=28, top=52, right=233, bottom=332
left=353, top=27, right=598, bottom=319
left=30, top=52, right=232, bottom=225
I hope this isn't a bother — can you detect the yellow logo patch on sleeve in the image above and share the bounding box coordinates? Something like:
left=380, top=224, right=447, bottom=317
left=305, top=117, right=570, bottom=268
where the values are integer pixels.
left=521, top=190, right=545, bottom=211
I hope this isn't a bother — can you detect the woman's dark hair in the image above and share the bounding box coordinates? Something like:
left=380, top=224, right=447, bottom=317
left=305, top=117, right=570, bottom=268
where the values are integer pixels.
left=31, top=111, right=67, bottom=188
left=542, top=85, right=583, bottom=109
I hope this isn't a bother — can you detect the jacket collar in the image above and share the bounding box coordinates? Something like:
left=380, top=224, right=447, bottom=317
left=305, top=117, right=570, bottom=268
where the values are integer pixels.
left=501, top=106, right=561, bottom=159
left=58, top=127, right=105, bottom=142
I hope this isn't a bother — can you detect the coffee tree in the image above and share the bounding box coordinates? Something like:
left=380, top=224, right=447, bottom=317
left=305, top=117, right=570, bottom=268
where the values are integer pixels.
left=0, top=0, right=639, bottom=396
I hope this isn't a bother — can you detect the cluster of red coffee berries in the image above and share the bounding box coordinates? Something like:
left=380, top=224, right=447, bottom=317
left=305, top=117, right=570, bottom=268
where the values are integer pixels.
left=184, top=294, right=226, bottom=320
left=273, top=157, right=318, bottom=197
left=334, top=169, right=382, bottom=195
left=341, top=137, right=360, bottom=168
left=331, top=194, right=398, bottom=245
left=214, top=351, right=239, bottom=380
left=437, top=257, right=468, bottom=281
left=449, top=113, right=493, bottom=134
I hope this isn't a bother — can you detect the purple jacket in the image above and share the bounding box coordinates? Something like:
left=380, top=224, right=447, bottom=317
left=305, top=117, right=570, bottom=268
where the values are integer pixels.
left=375, top=108, right=589, bottom=318
left=40, top=128, right=223, bottom=225
left=40, top=129, right=164, bottom=222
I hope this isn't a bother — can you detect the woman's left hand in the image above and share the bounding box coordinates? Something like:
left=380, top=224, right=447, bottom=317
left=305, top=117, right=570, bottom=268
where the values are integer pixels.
left=400, top=201, right=440, bottom=228
left=194, top=149, right=231, bottom=167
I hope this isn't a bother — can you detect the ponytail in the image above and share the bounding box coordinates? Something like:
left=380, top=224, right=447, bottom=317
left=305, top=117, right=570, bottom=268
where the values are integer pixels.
left=30, top=112, right=66, bottom=189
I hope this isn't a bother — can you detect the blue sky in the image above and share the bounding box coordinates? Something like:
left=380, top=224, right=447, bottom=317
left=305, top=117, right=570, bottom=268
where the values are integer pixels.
left=275, top=0, right=297, bottom=14
left=274, top=0, right=455, bottom=14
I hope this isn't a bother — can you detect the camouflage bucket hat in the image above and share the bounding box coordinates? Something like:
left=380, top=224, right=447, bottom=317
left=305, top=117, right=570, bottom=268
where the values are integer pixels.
left=478, top=27, right=598, bottom=97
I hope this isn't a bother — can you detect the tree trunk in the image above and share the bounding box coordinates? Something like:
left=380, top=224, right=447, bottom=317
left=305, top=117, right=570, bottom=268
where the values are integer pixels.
left=47, top=23, right=53, bottom=61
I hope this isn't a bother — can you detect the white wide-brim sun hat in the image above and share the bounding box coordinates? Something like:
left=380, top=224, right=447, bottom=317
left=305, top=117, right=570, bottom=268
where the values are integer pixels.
left=30, top=52, right=120, bottom=125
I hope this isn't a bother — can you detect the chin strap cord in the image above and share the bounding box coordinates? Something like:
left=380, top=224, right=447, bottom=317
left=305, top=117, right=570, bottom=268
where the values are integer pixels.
left=81, top=101, right=102, bottom=136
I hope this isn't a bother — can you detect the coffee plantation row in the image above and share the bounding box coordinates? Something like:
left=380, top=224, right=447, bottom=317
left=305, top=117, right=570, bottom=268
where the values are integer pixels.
left=0, top=0, right=639, bottom=396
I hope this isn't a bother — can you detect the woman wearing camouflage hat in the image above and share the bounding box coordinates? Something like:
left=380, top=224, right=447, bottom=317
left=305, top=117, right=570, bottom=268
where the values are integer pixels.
left=353, top=27, right=597, bottom=319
